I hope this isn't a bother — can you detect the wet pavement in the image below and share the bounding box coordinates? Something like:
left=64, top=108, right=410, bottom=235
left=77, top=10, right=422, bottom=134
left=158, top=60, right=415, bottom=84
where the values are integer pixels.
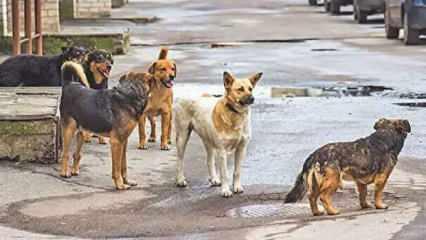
left=1, top=0, right=426, bottom=239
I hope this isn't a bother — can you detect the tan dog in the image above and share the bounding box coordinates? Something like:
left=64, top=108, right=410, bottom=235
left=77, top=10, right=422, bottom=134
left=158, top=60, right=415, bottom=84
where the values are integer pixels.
left=174, top=71, right=263, bottom=197
left=121, top=48, right=176, bottom=150
left=285, top=118, right=411, bottom=216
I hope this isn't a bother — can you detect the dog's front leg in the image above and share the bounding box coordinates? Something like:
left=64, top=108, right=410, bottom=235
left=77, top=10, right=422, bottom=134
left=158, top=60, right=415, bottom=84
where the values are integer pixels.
left=138, top=114, right=148, bottom=150
left=71, top=131, right=85, bottom=176
left=110, top=137, right=129, bottom=190
left=233, top=143, right=247, bottom=194
left=218, top=150, right=232, bottom=197
left=160, top=111, right=171, bottom=150
left=60, top=119, right=77, bottom=178
left=206, top=146, right=220, bottom=186
left=374, top=166, right=394, bottom=209
left=148, top=115, right=156, bottom=143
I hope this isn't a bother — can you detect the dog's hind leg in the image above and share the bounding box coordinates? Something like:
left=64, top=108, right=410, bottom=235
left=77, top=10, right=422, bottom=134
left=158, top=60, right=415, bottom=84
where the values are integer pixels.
left=175, top=124, right=192, bottom=187
left=138, top=114, right=148, bottom=150
left=122, top=139, right=137, bottom=187
left=218, top=150, right=232, bottom=198
left=308, top=171, right=323, bottom=216
left=319, top=167, right=340, bottom=215
left=233, top=143, right=247, bottom=194
left=60, top=118, right=77, bottom=178
left=205, top=145, right=220, bottom=187
left=148, top=115, right=156, bottom=143
left=71, top=131, right=84, bottom=176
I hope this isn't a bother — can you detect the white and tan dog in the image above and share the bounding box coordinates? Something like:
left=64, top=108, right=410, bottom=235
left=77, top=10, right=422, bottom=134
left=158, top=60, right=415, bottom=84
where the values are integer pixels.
left=174, top=71, right=263, bottom=197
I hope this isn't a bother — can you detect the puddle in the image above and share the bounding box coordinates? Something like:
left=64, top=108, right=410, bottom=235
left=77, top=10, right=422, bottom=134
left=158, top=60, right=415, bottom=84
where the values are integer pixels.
left=226, top=203, right=311, bottom=218
left=271, top=85, right=393, bottom=98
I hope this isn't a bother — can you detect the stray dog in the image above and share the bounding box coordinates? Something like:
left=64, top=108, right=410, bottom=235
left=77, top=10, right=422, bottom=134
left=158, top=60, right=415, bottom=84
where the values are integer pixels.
left=82, top=49, right=114, bottom=144
left=59, top=61, right=152, bottom=190
left=174, top=71, right=263, bottom=197
left=121, top=48, right=176, bottom=150
left=284, top=118, right=411, bottom=216
left=0, top=46, right=87, bottom=86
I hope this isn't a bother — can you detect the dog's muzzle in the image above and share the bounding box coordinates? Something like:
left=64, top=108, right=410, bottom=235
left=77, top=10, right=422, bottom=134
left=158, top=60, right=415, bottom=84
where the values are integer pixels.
left=240, top=95, right=255, bottom=105
left=161, top=75, right=175, bottom=88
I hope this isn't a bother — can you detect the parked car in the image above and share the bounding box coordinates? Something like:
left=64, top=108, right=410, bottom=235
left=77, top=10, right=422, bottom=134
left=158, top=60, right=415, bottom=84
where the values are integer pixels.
left=385, top=0, right=426, bottom=44
left=353, top=0, right=385, bottom=23
left=324, top=0, right=353, bottom=14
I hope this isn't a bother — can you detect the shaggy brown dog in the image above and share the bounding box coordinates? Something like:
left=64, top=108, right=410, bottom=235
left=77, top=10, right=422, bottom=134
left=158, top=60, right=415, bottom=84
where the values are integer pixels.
left=60, top=62, right=152, bottom=190
left=120, top=48, right=176, bottom=150
left=285, top=118, right=411, bottom=216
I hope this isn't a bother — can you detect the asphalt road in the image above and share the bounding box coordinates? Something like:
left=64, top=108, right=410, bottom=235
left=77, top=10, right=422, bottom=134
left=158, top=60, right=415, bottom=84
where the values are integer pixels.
left=1, top=0, right=426, bottom=239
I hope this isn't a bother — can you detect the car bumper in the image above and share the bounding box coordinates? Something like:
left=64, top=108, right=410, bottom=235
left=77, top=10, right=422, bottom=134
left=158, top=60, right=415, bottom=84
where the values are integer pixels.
left=356, top=0, right=385, bottom=12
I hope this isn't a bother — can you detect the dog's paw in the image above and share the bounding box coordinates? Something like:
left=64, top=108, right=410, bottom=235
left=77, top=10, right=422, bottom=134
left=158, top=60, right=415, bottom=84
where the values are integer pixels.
left=71, top=169, right=79, bottom=176
left=60, top=172, right=71, bottom=178
left=233, top=185, right=244, bottom=194
left=209, top=178, right=221, bottom=187
left=123, top=178, right=138, bottom=187
left=176, top=179, right=188, bottom=188
left=148, top=137, right=156, bottom=143
left=221, top=188, right=233, bottom=198
left=361, top=202, right=373, bottom=209
left=116, top=184, right=131, bottom=191
left=326, top=209, right=340, bottom=215
left=375, top=203, right=388, bottom=210
left=313, top=211, right=325, bottom=216
left=160, top=144, right=170, bottom=151
left=138, top=144, right=149, bottom=150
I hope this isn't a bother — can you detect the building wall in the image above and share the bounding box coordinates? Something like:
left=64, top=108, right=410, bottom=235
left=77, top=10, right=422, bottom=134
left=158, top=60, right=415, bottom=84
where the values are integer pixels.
left=75, top=0, right=112, bottom=18
left=0, top=0, right=6, bottom=36
left=5, top=0, right=60, bottom=35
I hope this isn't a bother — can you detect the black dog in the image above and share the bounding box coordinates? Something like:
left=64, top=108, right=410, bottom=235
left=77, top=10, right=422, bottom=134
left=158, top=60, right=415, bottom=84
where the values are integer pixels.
left=0, top=46, right=87, bottom=87
left=84, top=49, right=114, bottom=90
left=60, top=61, right=153, bottom=190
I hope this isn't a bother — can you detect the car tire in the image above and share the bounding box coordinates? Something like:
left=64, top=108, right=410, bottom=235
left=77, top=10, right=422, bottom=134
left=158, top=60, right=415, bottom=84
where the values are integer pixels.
left=325, top=0, right=331, bottom=12
left=385, top=9, right=399, bottom=39
left=330, top=0, right=340, bottom=15
left=403, top=14, right=419, bottom=45
left=356, top=7, right=367, bottom=23
left=309, top=0, right=318, bottom=6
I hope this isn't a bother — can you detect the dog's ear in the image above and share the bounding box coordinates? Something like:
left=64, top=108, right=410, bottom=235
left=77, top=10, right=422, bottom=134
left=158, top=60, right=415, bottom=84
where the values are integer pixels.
left=396, top=120, right=411, bottom=133
left=374, top=118, right=388, bottom=130
left=223, top=71, right=235, bottom=89
left=119, top=74, right=128, bottom=84
left=249, top=72, right=263, bottom=87
left=149, top=62, right=156, bottom=74
left=173, top=62, right=177, bottom=77
left=158, top=47, right=168, bottom=60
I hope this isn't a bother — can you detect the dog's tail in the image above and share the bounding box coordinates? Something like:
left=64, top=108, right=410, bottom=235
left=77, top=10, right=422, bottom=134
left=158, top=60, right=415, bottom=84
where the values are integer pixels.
left=158, top=47, right=168, bottom=60
left=284, top=154, right=316, bottom=203
left=61, top=61, right=89, bottom=88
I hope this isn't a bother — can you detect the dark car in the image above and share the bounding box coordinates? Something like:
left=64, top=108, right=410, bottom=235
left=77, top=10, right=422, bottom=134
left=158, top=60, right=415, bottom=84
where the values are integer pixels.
left=353, top=0, right=385, bottom=23
left=324, top=0, right=353, bottom=14
left=385, top=0, right=426, bottom=44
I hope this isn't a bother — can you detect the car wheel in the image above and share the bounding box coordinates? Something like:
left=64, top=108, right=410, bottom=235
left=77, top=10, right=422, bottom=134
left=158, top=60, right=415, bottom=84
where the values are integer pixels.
left=330, top=1, right=340, bottom=15
left=403, top=14, right=419, bottom=45
left=385, top=9, right=399, bottom=39
left=309, top=0, right=318, bottom=6
left=324, top=0, right=331, bottom=12
left=356, top=8, right=367, bottom=23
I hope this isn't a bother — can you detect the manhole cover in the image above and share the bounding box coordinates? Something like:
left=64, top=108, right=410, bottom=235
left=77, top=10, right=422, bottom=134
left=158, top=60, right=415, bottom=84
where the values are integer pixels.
left=226, top=203, right=312, bottom=218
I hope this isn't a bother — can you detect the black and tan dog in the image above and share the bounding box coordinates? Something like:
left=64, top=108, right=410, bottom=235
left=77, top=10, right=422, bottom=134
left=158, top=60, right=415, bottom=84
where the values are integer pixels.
left=285, top=118, right=411, bottom=216
left=81, top=49, right=114, bottom=144
left=120, top=48, right=176, bottom=150
left=59, top=62, right=152, bottom=190
left=0, top=46, right=87, bottom=86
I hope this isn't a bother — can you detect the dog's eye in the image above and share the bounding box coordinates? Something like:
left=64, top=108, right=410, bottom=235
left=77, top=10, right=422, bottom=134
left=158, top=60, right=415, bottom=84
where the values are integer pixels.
left=160, top=68, right=167, bottom=71
left=238, top=87, right=244, bottom=92
left=249, top=87, right=253, bottom=92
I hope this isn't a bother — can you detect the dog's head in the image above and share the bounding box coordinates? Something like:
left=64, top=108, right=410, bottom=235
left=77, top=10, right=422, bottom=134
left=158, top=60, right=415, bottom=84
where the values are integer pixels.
left=374, top=118, right=411, bottom=134
left=86, top=49, right=114, bottom=84
left=223, top=71, right=263, bottom=110
left=119, top=72, right=154, bottom=94
left=148, top=48, right=176, bottom=88
left=61, top=46, right=87, bottom=64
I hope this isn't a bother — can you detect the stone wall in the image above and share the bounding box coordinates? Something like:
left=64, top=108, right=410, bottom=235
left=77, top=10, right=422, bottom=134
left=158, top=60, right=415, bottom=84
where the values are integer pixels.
left=4, top=0, right=60, bottom=35
left=74, top=0, right=112, bottom=18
